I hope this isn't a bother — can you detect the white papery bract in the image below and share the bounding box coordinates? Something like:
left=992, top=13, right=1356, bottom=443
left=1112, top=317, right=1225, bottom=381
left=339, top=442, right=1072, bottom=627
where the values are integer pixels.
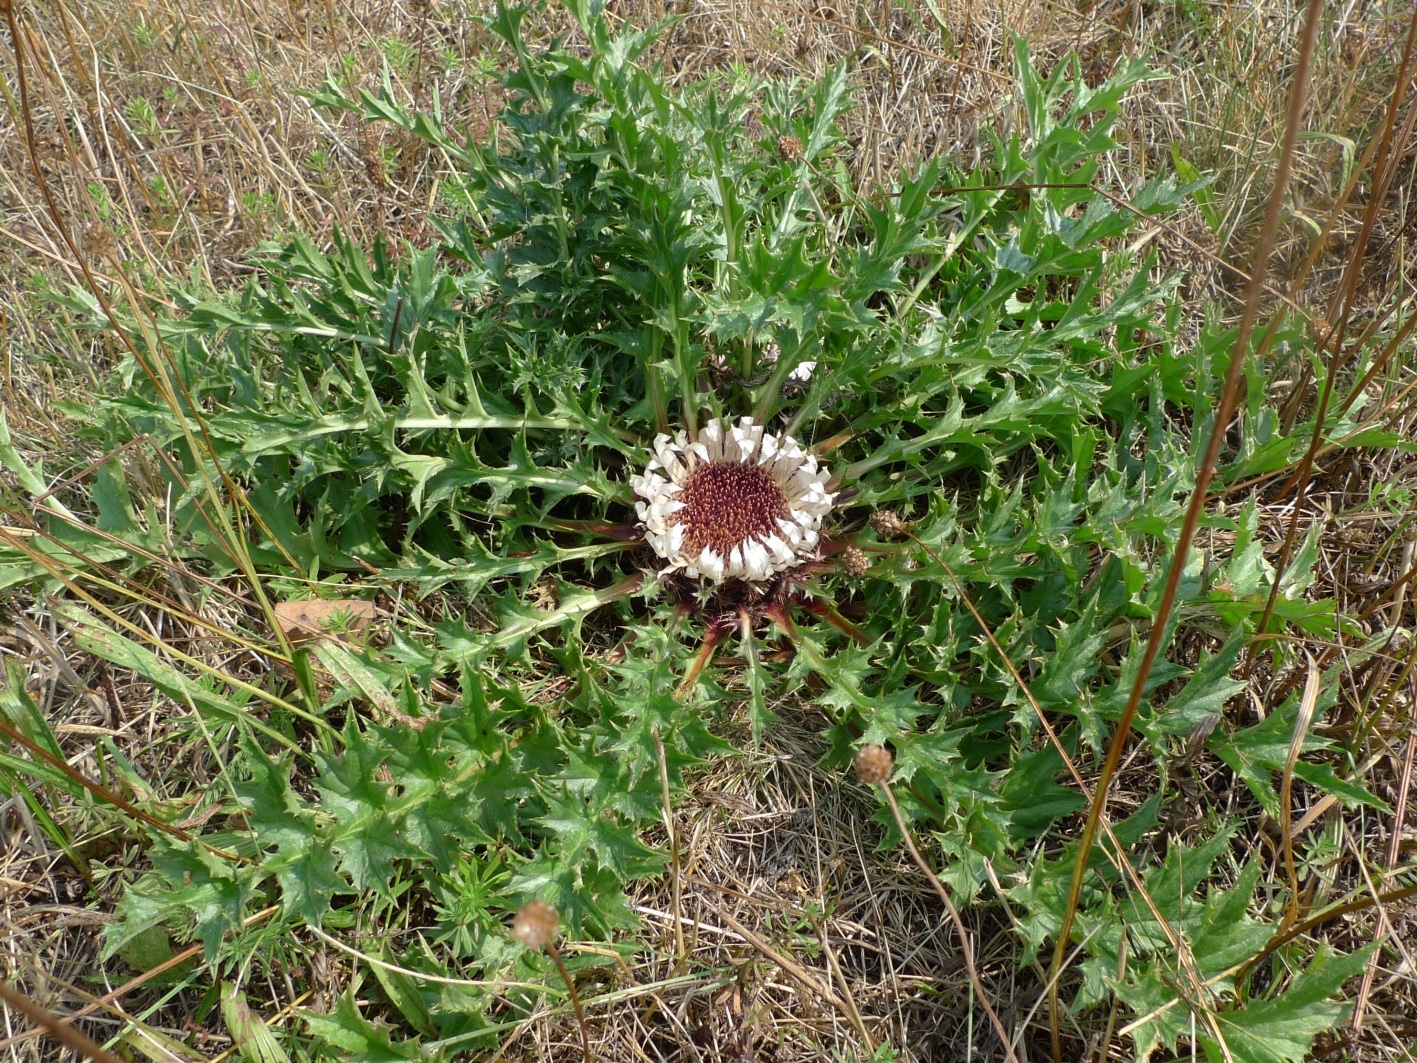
left=632, top=417, right=836, bottom=583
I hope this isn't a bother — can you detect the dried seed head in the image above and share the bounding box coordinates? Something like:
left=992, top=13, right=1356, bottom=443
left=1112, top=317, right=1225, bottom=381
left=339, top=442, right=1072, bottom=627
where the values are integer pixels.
left=853, top=744, right=893, bottom=785
left=841, top=546, right=870, bottom=577
left=777, top=134, right=804, bottom=161
left=1307, top=316, right=1335, bottom=350
left=870, top=510, right=909, bottom=541
left=511, top=900, right=559, bottom=950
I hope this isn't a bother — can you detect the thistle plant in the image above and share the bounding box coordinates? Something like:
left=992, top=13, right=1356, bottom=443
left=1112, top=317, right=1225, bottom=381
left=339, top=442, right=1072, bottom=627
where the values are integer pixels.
left=15, top=1, right=1392, bottom=1060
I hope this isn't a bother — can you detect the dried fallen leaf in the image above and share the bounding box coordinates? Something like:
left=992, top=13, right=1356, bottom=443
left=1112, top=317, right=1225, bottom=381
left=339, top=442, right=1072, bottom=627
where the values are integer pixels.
left=273, top=599, right=378, bottom=647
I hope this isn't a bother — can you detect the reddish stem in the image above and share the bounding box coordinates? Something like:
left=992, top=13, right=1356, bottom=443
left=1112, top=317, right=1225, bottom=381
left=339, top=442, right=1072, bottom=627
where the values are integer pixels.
left=543, top=518, right=644, bottom=541
left=678, top=625, right=724, bottom=696
left=763, top=602, right=798, bottom=641
left=545, top=942, right=592, bottom=1062
left=800, top=598, right=870, bottom=644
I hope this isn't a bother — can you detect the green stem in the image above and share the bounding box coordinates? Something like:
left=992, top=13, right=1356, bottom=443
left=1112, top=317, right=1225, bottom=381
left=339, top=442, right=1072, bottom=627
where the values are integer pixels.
left=647, top=330, right=669, bottom=434
left=673, top=307, right=697, bottom=437
left=244, top=415, right=619, bottom=455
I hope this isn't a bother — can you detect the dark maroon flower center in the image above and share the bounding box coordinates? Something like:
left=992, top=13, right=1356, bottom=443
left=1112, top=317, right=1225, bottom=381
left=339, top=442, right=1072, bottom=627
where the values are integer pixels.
left=675, top=461, right=789, bottom=557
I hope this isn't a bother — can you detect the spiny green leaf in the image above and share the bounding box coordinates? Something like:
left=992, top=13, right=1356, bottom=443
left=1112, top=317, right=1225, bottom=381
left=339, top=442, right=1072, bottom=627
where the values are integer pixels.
left=300, top=994, right=422, bottom=1061
left=1031, top=594, right=1106, bottom=708
left=998, top=744, right=1086, bottom=841
left=1143, top=630, right=1246, bottom=740
left=269, top=844, right=347, bottom=926
left=1212, top=684, right=1386, bottom=816
left=1201, top=946, right=1374, bottom=1063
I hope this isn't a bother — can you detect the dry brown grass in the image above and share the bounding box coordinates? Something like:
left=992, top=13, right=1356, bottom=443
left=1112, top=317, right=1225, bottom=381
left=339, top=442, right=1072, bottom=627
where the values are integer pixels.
left=3, top=0, right=1417, bottom=1061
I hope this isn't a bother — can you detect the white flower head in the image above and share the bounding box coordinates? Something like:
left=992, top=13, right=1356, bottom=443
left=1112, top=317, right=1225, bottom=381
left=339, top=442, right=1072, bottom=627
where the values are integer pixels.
left=632, top=416, right=836, bottom=583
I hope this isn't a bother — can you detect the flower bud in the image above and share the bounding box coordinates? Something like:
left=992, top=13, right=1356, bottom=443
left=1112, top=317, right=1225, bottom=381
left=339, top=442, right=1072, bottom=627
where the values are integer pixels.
left=511, top=900, right=559, bottom=950
left=870, top=510, right=909, bottom=541
left=841, top=546, right=870, bottom=577
left=853, top=744, right=893, bottom=785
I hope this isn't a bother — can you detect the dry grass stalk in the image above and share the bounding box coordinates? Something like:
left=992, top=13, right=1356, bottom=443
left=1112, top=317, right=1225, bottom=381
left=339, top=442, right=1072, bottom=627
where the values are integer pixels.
left=1280, top=657, right=1322, bottom=924
left=1045, top=0, right=1325, bottom=1055
left=0, top=977, right=127, bottom=1063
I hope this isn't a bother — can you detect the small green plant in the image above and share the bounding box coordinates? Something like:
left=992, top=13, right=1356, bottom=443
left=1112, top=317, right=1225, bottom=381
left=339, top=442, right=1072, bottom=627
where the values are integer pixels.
left=8, top=2, right=1394, bottom=1060
left=86, top=180, right=113, bottom=220
left=379, top=36, right=416, bottom=76
left=239, top=190, right=275, bottom=217
left=124, top=95, right=161, bottom=137
left=131, top=20, right=157, bottom=48
left=147, top=174, right=173, bottom=212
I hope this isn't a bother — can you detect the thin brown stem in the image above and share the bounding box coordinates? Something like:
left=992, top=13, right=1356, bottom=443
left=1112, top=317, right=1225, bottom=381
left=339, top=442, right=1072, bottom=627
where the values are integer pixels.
left=545, top=942, right=592, bottom=1063
left=1238, top=879, right=1417, bottom=988
left=875, top=781, right=1020, bottom=1063
left=1045, top=0, right=1327, bottom=1055
left=1251, top=4, right=1417, bottom=667
left=0, top=978, right=127, bottom=1063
